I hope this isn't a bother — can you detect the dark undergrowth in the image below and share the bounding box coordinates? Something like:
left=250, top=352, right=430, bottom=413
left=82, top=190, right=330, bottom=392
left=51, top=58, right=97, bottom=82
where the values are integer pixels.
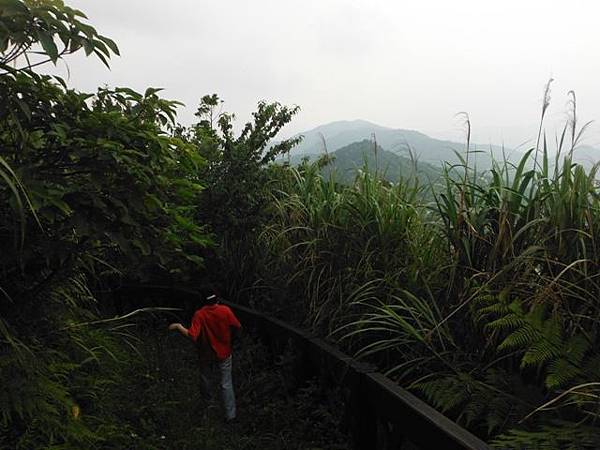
left=100, top=321, right=350, bottom=450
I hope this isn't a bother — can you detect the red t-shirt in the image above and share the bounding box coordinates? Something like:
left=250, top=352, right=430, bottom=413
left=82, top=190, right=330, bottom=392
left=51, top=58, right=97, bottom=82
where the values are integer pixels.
left=188, top=304, right=241, bottom=360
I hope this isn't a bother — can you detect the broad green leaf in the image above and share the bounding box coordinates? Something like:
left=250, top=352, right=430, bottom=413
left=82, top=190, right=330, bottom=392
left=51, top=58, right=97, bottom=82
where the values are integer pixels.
left=99, top=35, right=119, bottom=56
left=36, top=30, right=59, bottom=61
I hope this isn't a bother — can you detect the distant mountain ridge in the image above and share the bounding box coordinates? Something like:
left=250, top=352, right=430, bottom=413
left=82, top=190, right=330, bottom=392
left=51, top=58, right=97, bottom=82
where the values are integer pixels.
left=290, top=119, right=521, bottom=169
left=282, top=120, right=600, bottom=174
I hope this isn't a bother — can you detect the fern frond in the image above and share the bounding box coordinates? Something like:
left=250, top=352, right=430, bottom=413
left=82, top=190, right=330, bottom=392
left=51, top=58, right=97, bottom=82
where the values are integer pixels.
left=545, top=359, right=583, bottom=390
left=486, top=313, right=528, bottom=333
left=520, top=338, right=561, bottom=369
left=416, top=373, right=474, bottom=413
left=498, top=325, right=540, bottom=352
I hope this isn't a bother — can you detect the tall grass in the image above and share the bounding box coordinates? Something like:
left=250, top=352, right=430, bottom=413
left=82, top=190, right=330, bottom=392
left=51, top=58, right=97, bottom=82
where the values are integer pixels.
left=242, top=92, right=600, bottom=447
left=259, top=159, right=436, bottom=333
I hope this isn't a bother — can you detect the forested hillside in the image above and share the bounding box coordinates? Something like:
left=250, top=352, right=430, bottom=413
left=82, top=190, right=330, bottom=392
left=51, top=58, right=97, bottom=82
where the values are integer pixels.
left=319, top=139, right=441, bottom=185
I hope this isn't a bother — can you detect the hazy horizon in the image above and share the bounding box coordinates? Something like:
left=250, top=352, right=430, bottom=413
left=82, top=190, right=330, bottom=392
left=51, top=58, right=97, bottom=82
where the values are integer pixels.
left=47, top=0, right=600, bottom=150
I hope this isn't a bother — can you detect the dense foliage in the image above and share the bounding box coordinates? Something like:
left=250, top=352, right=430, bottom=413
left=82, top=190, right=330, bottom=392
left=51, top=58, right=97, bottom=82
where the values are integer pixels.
left=0, top=1, right=210, bottom=447
left=179, top=94, right=299, bottom=298
left=3, top=1, right=600, bottom=448
left=0, top=2, right=305, bottom=447
left=236, top=110, right=600, bottom=447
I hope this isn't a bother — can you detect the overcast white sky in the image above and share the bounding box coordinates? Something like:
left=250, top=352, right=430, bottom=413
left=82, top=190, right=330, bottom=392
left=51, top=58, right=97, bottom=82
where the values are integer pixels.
left=52, top=0, right=600, bottom=148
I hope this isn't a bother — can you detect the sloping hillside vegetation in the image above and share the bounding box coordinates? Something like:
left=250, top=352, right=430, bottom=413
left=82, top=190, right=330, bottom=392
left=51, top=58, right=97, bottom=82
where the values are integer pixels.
left=2, top=2, right=600, bottom=449
left=231, top=138, right=600, bottom=448
left=320, top=139, right=441, bottom=185
left=287, top=139, right=442, bottom=186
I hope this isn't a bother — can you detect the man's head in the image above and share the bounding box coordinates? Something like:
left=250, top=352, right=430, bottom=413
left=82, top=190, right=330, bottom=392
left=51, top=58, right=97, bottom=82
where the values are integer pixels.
left=205, top=293, right=220, bottom=305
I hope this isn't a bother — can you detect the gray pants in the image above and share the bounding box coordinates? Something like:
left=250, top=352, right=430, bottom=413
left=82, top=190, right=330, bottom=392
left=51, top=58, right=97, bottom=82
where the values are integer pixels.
left=199, top=355, right=236, bottom=420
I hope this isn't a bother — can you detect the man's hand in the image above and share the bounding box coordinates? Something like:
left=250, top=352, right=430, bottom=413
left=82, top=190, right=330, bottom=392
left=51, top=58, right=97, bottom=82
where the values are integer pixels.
left=168, top=323, right=189, bottom=337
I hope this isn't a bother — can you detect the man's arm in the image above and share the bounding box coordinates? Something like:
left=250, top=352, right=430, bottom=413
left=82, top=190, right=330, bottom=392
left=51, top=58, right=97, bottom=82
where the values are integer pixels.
left=168, top=322, right=189, bottom=338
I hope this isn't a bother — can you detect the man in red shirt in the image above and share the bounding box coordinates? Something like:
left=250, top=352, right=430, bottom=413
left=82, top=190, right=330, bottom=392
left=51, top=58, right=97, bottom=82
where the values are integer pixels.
left=168, top=293, right=242, bottom=422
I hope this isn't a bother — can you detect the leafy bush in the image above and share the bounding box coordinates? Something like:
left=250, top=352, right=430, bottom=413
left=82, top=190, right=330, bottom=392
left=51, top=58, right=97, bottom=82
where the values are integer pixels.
left=0, top=1, right=210, bottom=446
left=179, top=94, right=300, bottom=299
